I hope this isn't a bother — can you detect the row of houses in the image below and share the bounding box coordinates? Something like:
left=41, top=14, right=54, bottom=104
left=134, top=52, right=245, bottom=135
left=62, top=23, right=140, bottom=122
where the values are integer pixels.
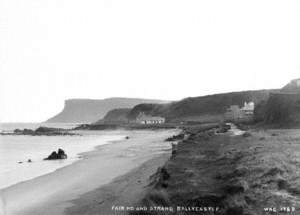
left=136, top=112, right=165, bottom=124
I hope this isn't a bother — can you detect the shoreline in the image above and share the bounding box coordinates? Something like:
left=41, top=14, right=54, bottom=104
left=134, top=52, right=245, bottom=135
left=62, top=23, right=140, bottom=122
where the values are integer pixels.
left=0, top=129, right=179, bottom=215
left=0, top=131, right=126, bottom=190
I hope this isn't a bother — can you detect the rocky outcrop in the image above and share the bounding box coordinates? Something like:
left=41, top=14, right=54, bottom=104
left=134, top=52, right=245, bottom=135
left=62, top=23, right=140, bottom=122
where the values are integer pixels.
left=44, top=148, right=67, bottom=160
left=9, top=127, right=77, bottom=136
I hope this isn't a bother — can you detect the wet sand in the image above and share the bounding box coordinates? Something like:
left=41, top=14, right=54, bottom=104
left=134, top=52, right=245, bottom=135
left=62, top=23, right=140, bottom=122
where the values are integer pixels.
left=65, top=154, right=170, bottom=215
left=0, top=129, right=179, bottom=215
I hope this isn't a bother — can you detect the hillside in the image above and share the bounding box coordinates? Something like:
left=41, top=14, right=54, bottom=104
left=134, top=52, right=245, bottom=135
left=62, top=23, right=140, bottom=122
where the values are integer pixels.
left=263, top=93, right=300, bottom=124
left=282, top=78, right=300, bottom=93
left=96, top=108, right=131, bottom=124
left=131, top=90, right=275, bottom=122
left=255, top=78, right=300, bottom=125
left=46, top=98, right=169, bottom=123
left=101, top=90, right=276, bottom=124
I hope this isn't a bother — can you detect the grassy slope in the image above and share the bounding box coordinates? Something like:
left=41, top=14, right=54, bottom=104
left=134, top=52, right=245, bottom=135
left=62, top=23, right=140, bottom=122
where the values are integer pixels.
left=254, top=79, right=300, bottom=126
left=132, top=128, right=300, bottom=215
left=98, top=108, right=131, bottom=124
left=106, top=90, right=275, bottom=124
left=260, top=93, right=300, bottom=125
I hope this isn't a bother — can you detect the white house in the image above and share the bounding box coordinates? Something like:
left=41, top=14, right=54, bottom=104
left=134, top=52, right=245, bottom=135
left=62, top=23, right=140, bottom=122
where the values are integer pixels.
left=136, top=113, right=165, bottom=124
left=241, top=102, right=255, bottom=116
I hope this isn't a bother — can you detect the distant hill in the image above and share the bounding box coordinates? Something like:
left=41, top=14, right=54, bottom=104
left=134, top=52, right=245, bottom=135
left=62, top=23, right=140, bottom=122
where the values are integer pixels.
left=100, top=90, right=276, bottom=124
left=46, top=98, right=169, bottom=123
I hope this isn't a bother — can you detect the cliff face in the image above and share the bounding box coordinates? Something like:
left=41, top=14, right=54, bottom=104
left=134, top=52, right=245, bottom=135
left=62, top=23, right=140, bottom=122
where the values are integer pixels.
left=46, top=98, right=169, bottom=123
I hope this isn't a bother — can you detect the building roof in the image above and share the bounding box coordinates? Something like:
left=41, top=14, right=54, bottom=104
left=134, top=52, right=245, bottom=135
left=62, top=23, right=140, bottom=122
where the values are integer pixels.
left=136, top=113, right=165, bottom=121
left=241, top=102, right=255, bottom=111
left=138, top=116, right=165, bottom=121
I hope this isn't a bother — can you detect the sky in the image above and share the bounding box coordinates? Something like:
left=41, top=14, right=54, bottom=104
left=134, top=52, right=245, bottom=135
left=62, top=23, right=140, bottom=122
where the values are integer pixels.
left=0, top=0, right=300, bottom=122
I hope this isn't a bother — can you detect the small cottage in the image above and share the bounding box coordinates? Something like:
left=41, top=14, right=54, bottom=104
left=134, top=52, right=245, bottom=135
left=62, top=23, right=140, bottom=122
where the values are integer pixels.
left=241, top=102, right=255, bottom=116
left=136, top=113, right=165, bottom=124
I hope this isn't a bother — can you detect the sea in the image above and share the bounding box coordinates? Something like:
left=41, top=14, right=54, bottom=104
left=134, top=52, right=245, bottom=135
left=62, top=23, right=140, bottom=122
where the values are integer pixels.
left=0, top=123, right=126, bottom=190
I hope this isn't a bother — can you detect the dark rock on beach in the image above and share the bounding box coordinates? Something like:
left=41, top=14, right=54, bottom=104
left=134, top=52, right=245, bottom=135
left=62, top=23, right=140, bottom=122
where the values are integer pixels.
left=165, top=133, right=185, bottom=141
left=33, top=127, right=77, bottom=136
left=13, top=128, right=35, bottom=135
left=215, top=123, right=231, bottom=134
left=242, top=132, right=252, bottom=138
left=13, top=129, right=22, bottom=133
left=44, top=148, right=67, bottom=160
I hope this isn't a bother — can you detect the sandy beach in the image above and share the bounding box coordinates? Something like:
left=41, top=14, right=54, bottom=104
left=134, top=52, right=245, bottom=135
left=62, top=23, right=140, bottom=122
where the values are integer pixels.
left=65, top=154, right=170, bottom=215
left=0, top=129, right=179, bottom=215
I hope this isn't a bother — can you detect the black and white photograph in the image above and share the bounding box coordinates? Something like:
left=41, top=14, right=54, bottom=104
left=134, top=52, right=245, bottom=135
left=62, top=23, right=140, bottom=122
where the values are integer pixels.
left=1, top=0, right=300, bottom=214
